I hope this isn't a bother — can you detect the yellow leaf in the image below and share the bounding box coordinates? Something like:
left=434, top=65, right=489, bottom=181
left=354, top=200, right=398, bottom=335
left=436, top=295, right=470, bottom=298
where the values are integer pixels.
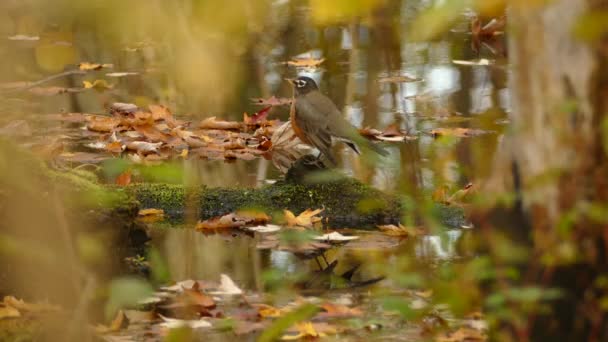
left=78, top=62, right=113, bottom=71
left=137, top=208, right=165, bottom=223
left=281, top=322, right=324, bottom=340
left=284, top=208, right=324, bottom=228
left=83, top=79, right=113, bottom=91
left=0, top=305, right=20, bottom=319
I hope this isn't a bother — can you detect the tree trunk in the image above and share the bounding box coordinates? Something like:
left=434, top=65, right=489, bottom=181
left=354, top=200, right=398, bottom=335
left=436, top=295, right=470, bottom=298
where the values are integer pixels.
left=479, top=0, right=608, bottom=340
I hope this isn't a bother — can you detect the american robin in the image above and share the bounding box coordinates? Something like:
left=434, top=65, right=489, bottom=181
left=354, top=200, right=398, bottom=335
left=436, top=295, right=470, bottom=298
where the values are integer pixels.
left=287, top=76, right=387, bottom=164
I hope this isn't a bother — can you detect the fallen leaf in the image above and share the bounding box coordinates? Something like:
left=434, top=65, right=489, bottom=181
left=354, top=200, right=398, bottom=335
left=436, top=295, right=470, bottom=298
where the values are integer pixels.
left=158, top=314, right=212, bottom=329
left=318, top=302, right=363, bottom=318
left=106, top=72, right=139, bottom=77
left=284, top=208, right=324, bottom=228
left=110, top=103, right=138, bottom=115
left=210, top=274, right=243, bottom=296
left=243, top=224, right=282, bottom=233
left=313, top=232, right=359, bottom=243
left=115, top=170, right=132, bottom=186
left=125, top=141, right=163, bottom=154
left=0, top=305, right=20, bottom=319
left=285, top=58, right=325, bottom=68
left=447, top=183, right=475, bottom=204
left=377, top=224, right=420, bottom=237
left=435, top=327, right=486, bottom=342
left=82, top=79, right=113, bottom=91
left=254, top=304, right=289, bottom=318
left=452, top=59, right=494, bottom=66
left=105, top=141, right=126, bottom=153
left=79, top=62, right=113, bottom=71
left=244, top=106, right=271, bottom=125
left=109, top=310, right=129, bottom=332
left=86, top=116, right=120, bottom=132
left=281, top=321, right=338, bottom=340
left=429, top=128, right=493, bottom=138
left=137, top=208, right=164, bottom=223
left=196, top=211, right=269, bottom=230
left=3, top=296, right=60, bottom=313
left=199, top=117, right=243, bottom=130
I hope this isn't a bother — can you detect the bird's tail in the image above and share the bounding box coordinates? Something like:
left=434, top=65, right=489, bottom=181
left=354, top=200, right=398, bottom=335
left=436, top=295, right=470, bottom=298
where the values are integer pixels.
left=340, top=137, right=388, bottom=157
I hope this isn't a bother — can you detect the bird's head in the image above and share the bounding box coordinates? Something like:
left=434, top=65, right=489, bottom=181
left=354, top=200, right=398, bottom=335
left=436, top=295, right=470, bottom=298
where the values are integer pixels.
left=286, top=76, right=318, bottom=96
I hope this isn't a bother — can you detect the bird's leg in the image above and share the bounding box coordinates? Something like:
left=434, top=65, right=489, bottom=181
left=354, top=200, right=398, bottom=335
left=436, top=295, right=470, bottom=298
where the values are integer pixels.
left=321, top=253, right=329, bottom=266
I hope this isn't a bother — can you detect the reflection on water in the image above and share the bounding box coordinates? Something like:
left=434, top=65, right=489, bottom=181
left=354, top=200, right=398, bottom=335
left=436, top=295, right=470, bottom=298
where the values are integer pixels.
left=149, top=228, right=468, bottom=291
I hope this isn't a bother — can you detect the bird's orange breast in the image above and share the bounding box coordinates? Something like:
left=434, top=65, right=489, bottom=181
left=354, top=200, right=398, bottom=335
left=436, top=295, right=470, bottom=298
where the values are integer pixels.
left=289, top=100, right=311, bottom=144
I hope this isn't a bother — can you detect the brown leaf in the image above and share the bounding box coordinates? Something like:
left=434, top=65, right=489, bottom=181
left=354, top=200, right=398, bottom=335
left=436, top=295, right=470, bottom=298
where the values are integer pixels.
left=196, top=210, right=269, bottom=230
left=377, top=224, right=419, bottom=237
left=137, top=208, right=164, bottom=223
left=105, top=141, right=125, bottom=153
left=134, top=124, right=170, bottom=142
left=199, top=117, right=243, bottom=130
left=87, top=116, right=120, bottom=132
left=435, top=327, right=486, bottom=342
left=429, top=128, right=493, bottom=138
left=115, top=170, right=132, bottom=186
left=3, top=296, right=61, bottom=314
left=243, top=106, right=271, bottom=125
left=318, top=302, right=363, bottom=318
left=110, top=102, right=138, bottom=115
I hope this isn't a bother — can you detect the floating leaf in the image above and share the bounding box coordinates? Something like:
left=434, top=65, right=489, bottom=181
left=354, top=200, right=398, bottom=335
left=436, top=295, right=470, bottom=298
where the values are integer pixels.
left=429, top=127, right=494, bottom=138
left=158, top=314, right=212, bottom=329
left=83, top=79, right=113, bottom=91
left=313, top=232, right=359, bottom=243
left=452, top=59, right=494, bottom=66
left=78, top=62, right=113, bottom=71
left=137, top=208, right=164, bottom=223
left=284, top=208, right=324, bottom=228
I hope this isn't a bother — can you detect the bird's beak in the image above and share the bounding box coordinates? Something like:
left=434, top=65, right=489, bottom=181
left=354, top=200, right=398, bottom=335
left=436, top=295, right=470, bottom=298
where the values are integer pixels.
left=284, top=78, right=295, bottom=86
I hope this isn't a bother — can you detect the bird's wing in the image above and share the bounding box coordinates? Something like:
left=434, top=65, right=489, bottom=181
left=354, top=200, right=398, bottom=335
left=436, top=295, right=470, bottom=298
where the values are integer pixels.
left=303, top=92, right=358, bottom=139
left=294, top=96, right=336, bottom=164
left=303, top=92, right=388, bottom=157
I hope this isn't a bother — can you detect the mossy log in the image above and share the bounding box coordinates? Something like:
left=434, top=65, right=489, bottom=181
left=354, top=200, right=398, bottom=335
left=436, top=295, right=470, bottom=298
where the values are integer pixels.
left=118, top=179, right=466, bottom=229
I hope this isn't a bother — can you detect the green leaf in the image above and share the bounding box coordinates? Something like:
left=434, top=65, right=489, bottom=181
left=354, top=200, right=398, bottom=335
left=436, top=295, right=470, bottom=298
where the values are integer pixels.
left=258, top=304, right=319, bottom=342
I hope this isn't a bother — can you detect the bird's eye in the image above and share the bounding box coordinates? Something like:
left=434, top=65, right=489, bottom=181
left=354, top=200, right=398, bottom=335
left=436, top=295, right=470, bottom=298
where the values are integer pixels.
left=296, top=80, right=306, bottom=87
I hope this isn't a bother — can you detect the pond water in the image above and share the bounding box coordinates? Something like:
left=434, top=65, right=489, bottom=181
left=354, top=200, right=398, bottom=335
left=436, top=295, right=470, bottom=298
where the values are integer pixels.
left=0, top=0, right=506, bottom=339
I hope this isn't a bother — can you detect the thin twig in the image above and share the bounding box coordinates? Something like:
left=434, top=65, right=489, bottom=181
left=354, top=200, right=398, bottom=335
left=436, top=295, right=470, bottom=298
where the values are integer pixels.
left=1, top=69, right=87, bottom=94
